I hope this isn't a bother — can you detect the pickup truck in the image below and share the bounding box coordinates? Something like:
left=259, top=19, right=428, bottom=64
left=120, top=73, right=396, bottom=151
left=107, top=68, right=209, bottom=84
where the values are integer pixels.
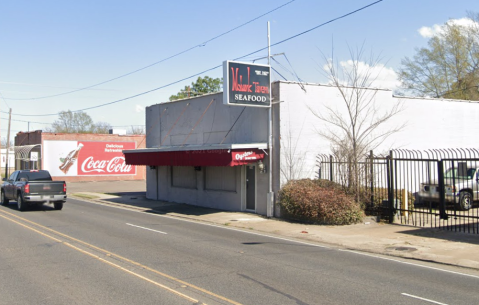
left=1, top=170, right=67, bottom=211
left=417, top=164, right=478, bottom=211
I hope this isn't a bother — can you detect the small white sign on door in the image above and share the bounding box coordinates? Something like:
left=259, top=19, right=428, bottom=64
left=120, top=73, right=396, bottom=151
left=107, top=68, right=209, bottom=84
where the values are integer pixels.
left=30, top=151, right=38, bottom=162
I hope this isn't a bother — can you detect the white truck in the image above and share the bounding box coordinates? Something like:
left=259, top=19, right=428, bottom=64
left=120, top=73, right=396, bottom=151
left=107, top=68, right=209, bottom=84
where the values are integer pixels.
left=417, top=163, right=478, bottom=211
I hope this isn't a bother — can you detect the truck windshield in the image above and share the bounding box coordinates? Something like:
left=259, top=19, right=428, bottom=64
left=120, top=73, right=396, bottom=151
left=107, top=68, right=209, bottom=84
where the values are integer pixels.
left=444, top=168, right=476, bottom=180
left=17, top=171, right=52, bottom=181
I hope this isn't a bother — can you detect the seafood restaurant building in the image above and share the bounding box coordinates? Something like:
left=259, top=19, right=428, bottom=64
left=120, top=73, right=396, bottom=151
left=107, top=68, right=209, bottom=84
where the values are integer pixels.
left=124, top=61, right=278, bottom=216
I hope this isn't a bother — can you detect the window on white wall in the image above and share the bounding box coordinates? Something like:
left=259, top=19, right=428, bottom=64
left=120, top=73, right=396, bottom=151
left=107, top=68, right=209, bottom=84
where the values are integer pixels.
left=171, top=166, right=197, bottom=189
left=205, top=166, right=236, bottom=192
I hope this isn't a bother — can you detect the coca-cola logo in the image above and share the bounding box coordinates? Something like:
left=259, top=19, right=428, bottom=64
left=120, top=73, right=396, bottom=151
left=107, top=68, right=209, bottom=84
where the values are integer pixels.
left=235, top=151, right=256, bottom=160
left=81, top=156, right=132, bottom=173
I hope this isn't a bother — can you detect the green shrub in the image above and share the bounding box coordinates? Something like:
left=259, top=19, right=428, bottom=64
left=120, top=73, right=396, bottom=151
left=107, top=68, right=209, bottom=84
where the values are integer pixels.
left=279, top=179, right=364, bottom=225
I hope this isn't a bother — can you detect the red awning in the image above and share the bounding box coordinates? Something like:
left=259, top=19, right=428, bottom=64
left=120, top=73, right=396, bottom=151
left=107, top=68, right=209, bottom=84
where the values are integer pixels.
left=124, top=148, right=265, bottom=167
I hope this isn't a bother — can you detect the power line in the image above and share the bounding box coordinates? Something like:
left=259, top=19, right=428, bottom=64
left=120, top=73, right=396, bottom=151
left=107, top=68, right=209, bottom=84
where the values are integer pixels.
left=5, top=0, right=384, bottom=117
left=271, top=67, right=288, bottom=81
left=272, top=55, right=306, bottom=91
left=1, top=64, right=223, bottom=117
left=4, top=0, right=296, bottom=101
left=0, top=91, right=10, bottom=109
left=0, top=117, right=50, bottom=124
left=238, top=0, right=385, bottom=60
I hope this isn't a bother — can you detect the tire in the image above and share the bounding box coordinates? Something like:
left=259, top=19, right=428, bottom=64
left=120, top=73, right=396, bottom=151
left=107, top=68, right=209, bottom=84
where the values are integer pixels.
left=456, top=191, right=472, bottom=211
left=17, top=194, right=27, bottom=211
left=54, top=202, right=63, bottom=211
left=1, top=191, right=9, bottom=206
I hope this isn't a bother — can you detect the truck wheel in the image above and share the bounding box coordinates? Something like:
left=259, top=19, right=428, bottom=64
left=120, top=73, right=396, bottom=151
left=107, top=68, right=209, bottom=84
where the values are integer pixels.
left=456, top=191, right=472, bottom=211
left=1, top=191, right=9, bottom=206
left=17, top=194, right=27, bottom=211
left=54, top=202, right=63, bottom=210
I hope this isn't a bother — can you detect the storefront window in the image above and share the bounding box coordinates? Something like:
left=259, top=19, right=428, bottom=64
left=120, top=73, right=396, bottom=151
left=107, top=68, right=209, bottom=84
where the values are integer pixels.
left=205, top=167, right=236, bottom=192
left=171, top=166, right=197, bottom=189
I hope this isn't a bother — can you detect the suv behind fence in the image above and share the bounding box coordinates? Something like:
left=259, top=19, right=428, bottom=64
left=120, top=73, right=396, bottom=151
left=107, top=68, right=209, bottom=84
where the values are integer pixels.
left=317, top=149, right=479, bottom=234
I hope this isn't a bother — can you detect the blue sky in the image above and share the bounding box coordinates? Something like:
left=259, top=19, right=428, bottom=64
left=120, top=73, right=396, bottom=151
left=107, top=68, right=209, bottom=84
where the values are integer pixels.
left=0, top=0, right=477, bottom=140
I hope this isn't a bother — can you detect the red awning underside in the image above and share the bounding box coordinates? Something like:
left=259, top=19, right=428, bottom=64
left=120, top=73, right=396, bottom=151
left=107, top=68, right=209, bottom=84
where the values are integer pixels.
left=124, top=149, right=265, bottom=167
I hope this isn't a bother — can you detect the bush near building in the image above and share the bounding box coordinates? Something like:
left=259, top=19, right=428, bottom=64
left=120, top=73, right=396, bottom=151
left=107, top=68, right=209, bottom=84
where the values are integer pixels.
left=279, top=179, right=364, bottom=225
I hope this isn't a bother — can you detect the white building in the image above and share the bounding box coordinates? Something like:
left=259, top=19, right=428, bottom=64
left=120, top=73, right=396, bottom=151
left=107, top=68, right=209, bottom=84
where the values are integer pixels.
left=0, top=148, right=15, bottom=177
left=124, top=81, right=479, bottom=216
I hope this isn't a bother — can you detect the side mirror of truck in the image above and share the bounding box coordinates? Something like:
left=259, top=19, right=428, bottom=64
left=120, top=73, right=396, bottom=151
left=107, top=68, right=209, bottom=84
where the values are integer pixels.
left=2, top=178, right=6, bottom=181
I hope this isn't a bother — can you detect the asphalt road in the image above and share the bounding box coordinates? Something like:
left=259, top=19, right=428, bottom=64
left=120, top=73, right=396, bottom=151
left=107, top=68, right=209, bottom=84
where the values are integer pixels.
left=1, top=198, right=479, bottom=305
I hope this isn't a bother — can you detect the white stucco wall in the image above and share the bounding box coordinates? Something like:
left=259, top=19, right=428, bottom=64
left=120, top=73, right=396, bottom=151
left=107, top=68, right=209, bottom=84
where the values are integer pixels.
left=276, top=81, right=479, bottom=186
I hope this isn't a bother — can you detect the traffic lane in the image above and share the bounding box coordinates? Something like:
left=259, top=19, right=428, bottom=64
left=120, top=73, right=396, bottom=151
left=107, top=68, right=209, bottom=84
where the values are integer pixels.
left=66, top=199, right=479, bottom=305
left=3, top=199, right=479, bottom=305
left=2, top=198, right=476, bottom=303
left=1, top=201, right=247, bottom=305
left=0, top=211, right=196, bottom=305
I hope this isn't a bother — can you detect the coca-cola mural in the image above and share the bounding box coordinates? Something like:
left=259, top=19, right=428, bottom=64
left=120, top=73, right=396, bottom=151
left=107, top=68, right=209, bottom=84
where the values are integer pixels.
left=43, top=141, right=136, bottom=176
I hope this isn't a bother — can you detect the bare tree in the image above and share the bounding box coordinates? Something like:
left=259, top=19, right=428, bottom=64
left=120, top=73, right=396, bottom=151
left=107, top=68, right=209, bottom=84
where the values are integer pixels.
left=92, top=122, right=112, bottom=134
left=46, top=110, right=112, bottom=134
left=310, top=46, right=405, bottom=199
left=280, top=118, right=308, bottom=184
left=48, top=110, right=94, bottom=133
left=1, top=138, right=14, bottom=149
left=128, top=125, right=145, bottom=135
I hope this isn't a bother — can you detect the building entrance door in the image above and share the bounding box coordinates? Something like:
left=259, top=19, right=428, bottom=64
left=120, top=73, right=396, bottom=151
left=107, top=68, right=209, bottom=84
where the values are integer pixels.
left=246, top=166, right=256, bottom=211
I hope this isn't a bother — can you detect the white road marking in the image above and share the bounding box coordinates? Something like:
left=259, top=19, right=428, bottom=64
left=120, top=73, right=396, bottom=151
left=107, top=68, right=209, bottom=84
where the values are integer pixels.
left=402, top=293, right=448, bottom=305
left=126, top=223, right=167, bottom=234
left=339, top=249, right=479, bottom=279
left=75, top=198, right=479, bottom=279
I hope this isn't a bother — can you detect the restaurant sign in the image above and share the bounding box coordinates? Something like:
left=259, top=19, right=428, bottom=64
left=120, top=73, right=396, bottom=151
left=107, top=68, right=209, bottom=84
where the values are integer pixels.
left=223, top=60, right=271, bottom=107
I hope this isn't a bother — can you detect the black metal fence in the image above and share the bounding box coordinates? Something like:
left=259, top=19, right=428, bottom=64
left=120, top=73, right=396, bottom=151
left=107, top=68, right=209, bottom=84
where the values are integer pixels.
left=317, top=149, right=479, bottom=234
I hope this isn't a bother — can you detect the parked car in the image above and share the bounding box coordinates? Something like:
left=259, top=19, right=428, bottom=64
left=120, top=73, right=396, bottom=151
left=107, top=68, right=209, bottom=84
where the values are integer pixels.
left=1, top=170, right=67, bottom=211
left=417, top=164, right=479, bottom=211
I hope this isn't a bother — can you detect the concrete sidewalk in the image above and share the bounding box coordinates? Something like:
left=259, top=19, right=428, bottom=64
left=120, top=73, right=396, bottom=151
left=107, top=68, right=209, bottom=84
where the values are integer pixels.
left=67, top=180, right=479, bottom=271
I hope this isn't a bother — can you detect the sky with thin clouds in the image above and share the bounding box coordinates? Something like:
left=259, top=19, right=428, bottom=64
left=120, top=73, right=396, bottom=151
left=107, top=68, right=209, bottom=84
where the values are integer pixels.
left=418, top=17, right=478, bottom=38
left=323, top=60, right=402, bottom=90
left=0, top=0, right=477, bottom=139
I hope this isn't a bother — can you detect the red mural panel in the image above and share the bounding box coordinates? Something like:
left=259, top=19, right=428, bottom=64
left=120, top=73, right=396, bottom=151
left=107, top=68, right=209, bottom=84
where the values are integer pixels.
left=76, top=142, right=136, bottom=176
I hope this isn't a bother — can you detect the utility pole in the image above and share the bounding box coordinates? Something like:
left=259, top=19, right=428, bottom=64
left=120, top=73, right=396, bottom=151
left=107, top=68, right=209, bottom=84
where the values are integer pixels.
left=0, top=100, right=2, bottom=178
left=267, top=22, right=274, bottom=218
left=5, top=108, right=11, bottom=178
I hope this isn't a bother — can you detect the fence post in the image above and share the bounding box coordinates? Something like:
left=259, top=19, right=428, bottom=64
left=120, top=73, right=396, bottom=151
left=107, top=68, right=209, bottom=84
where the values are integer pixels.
left=329, top=155, right=333, bottom=182
left=438, top=160, right=448, bottom=220
left=370, top=150, right=374, bottom=212
left=387, top=150, right=395, bottom=223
